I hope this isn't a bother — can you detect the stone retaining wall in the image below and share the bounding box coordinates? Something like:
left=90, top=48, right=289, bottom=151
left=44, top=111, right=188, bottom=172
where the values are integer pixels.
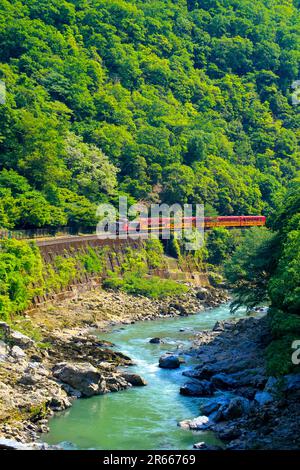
left=31, top=237, right=208, bottom=308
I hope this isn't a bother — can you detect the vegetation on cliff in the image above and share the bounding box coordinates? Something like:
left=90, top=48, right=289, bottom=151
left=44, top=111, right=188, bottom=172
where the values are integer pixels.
left=103, top=244, right=188, bottom=298
left=0, top=239, right=108, bottom=320
left=0, top=237, right=188, bottom=320
left=225, top=180, right=300, bottom=375
left=0, top=0, right=299, bottom=230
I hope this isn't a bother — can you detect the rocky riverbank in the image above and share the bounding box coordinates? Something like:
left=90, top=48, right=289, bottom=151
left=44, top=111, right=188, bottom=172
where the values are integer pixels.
left=179, top=315, right=300, bottom=450
left=0, top=284, right=228, bottom=447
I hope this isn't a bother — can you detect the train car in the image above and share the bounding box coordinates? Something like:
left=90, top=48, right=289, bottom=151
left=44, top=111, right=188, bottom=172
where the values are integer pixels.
left=120, top=215, right=266, bottom=234
left=239, top=216, right=266, bottom=227
left=204, top=216, right=266, bottom=228
left=204, top=216, right=241, bottom=228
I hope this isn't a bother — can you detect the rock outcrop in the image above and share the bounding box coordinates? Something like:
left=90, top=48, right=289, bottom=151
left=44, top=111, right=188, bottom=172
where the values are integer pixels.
left=181, top=315, right=300, bottom=450
left=120, top=372, right=147, bottom=386
left=159, top=354, right=181, bottom=369
left=180, top=379, right=214, bottom=397
left=52, top=362, right=107, bottom=397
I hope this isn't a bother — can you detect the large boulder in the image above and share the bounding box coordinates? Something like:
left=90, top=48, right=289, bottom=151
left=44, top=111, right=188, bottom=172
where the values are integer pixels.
left=53, top=362, right=106, bottom=397
left=105, top=374, right=130, bottom=392
left=0, top=323, right=34, bottom=349
left=221, top=396, right=251, bottom=420
left=9, top=330, right=34, bottom=350
left=120, top=372, right=147, bottom=386
left=230, top=368, right=267, bottom=389
left=180, top=379, right=214, bottom=397
left=201, top=396, right=231, bottom=416
left=179, top=416, right=209, bottom=430
left=211, top=373, right=238, bottom=390
left=159, top=354, right=180, bottom=369
left=149, top=337, right=164, bottom=344
left=254, top=391, right=273, bottom=406
left=186, top=357, right=259, bottom=381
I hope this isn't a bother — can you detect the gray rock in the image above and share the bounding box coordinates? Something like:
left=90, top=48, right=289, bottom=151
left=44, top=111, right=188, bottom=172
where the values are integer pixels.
left=0, top=438, right=59, bottom=450
left=0, top=340, right=8, bottom=360
left=217, top=426, right=242, bottom=441
left=159, top=354, right=180, bottom=369
left=49, top=396, right=72, bottom=412
left=0, top=322, right=10, bottom=335
left=230, top=368, right=267, bottom=389
left=211, top=373, right=238, bottom=390
left=187, top=357, right=259, bottom=380
left=9, top=330, right=34, bottom=349
left=201, top=396, right=231, bottom=416
left=98, top=361, right=115, bottom=371
left=53, top=362, right=106, bottom=397
left=188, top=415, right=210, bottom=430
left=121, top=372, right=147, bottom=386
left=0, top=438, right=35, bottom=450
left=213, top=320, right=234, bottom=332
left=222, top=396, right=251, bottom=420
left=179, top=416, right=209, bottom=430
left=264, top=376, right=278, bottom=394
left=180, top=379, right=214, bottom=397
left=105, top=375, right=129, bottom=392
left=11, top=345, right=26, bottom=359
left=254, top=391, right=274, bottom=406
left=19, top=373, right=39, bottom=386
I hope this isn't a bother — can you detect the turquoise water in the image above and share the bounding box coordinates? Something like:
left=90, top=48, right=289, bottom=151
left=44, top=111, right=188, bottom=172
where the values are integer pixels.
left=44, top=303, right=248, bottom=450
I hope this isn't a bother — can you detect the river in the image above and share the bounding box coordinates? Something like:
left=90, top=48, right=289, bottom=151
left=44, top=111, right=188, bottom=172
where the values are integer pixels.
left=44, top=302, right=248, bottom=450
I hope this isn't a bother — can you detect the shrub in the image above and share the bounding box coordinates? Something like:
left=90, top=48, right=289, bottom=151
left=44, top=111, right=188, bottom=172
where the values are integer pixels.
left=122, top=273, right=188, bottom=298
left=103, top=270, right=188, bottom=299
left=53, top=255, right=77, bottom=289
left=166, top=236, right=181, bottom=259
left=266, top=336, right=300, bottom=376
left=144, top=239, right=164, bottom=269
left=103, top=245, right=188, bottom=298
left=0, top=239, right=44, bottom=320
left=102, top=271, right=125, bottom=291
left=269, top=309, right=300, bottom=338
left=266, top=309, right=300, bottom=376
left=77, top=247, right=104, bottom=274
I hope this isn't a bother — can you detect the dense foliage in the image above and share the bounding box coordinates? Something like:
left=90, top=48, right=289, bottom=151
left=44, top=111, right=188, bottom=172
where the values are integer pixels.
left=103, top=244, right=188, bottom=298
left=225, top=180, right=299, bottom=313
left=0, top=239, right=107, bottom=319
left=0, top=239, right=44, bottom=319
left=0, top=0, right=299, bottom=229
left=225, top=179, right=300, bottom=375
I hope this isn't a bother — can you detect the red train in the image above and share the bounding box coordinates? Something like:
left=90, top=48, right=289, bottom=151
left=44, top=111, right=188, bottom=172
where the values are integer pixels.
left=116, top=215, right=266, bottom=234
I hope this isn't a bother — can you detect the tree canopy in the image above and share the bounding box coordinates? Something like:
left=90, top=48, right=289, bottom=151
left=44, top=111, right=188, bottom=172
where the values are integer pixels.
left=0, top=0, right=299, bottom=229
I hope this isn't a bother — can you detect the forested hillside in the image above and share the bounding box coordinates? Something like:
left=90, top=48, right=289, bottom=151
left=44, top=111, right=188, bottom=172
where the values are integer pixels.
left=0, top=0, right=299, bottom=229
